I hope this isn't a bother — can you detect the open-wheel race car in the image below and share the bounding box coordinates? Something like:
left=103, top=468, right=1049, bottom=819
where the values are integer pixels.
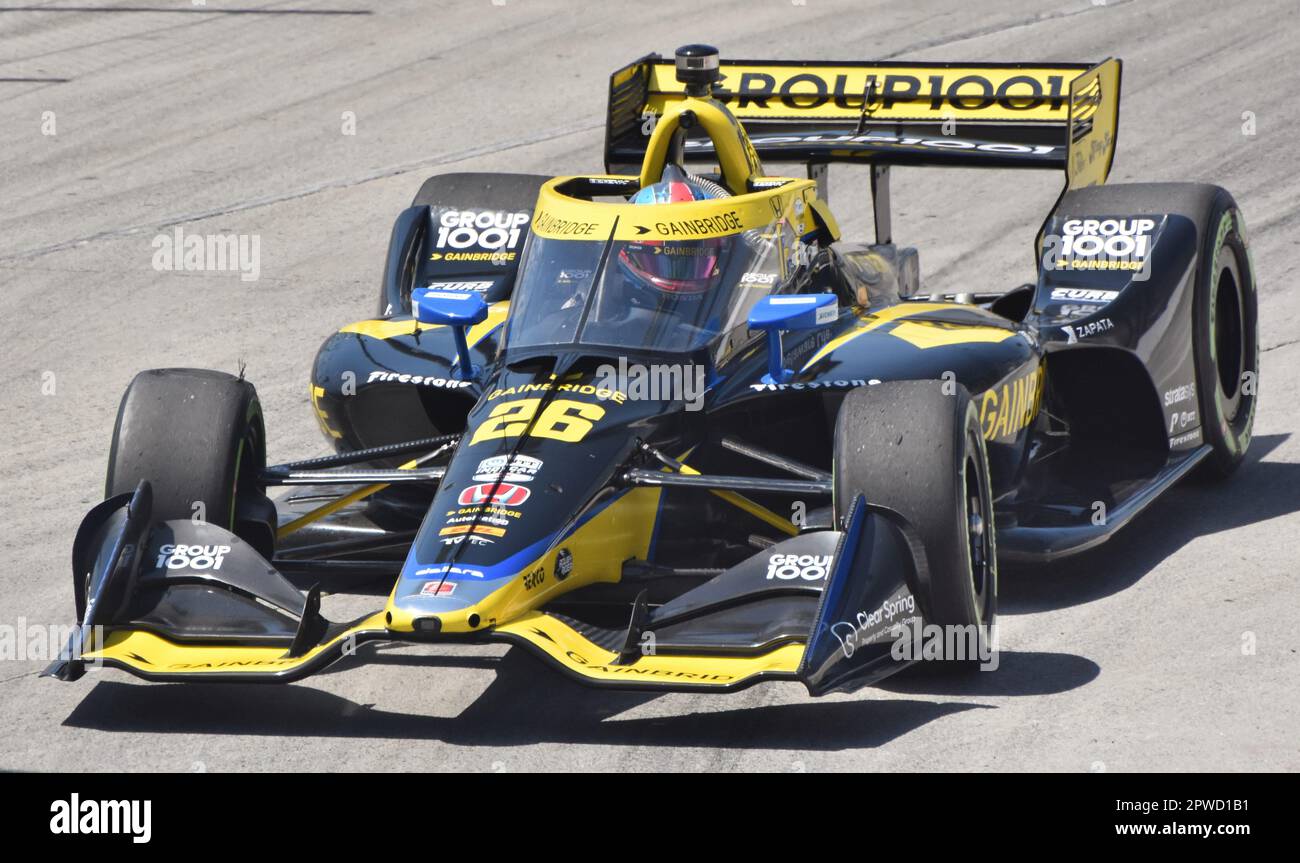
left=48, top=45, right=1258, bottom=695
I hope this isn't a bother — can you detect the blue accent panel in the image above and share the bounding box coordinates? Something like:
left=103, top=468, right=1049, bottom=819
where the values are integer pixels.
left=761, top=329, right=789, bottom=385
left=814, top=494, right=868, bottom=630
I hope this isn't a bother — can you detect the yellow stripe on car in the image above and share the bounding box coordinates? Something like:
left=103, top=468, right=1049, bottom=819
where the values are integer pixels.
left=496, top=611, right=805, bottom=687
left=384, top=485, right=665, bottom=634
left=530, top=175, right=818, bottom=243
left=339, top=301, right=510, bottom=343
left=84, top=612, right=389, bottom=674
left=886, top=320, right=1018, bottom=350
left=674, top=461, right=799, bottom=538
left=310, top=385, right=342, bottom=439
left=277, top=456, right=424, bottom=539
left=801, top=302, right=1016, bottom=369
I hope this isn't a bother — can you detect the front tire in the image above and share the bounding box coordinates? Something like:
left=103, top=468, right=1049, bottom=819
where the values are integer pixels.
left=833, top=381, right=997, bottom=639
left=106, top=368, right=274, bottom=557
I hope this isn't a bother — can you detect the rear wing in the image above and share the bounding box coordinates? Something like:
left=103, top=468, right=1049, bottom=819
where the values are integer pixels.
left=605, top=56, right=1121, bottom=191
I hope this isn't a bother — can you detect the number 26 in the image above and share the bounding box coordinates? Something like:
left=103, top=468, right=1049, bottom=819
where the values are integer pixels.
left=470, top=398, right=606, bottom=445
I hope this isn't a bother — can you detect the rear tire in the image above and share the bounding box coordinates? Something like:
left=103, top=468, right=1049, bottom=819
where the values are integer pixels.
left=1052, top=182, right=1259, bottom=478
left=106, top=368, right=274, bottom=557
left=1192, top=195, right=1258, bottom=478
left=411, top=171, right=549, bottom=209
left=380, top=172, right=550, bottom=316
left=833, top=381, right=997, bottom=666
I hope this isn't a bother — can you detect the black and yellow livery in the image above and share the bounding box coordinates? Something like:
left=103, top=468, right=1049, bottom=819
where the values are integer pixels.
left=47, top=46, right=1257, bottom=697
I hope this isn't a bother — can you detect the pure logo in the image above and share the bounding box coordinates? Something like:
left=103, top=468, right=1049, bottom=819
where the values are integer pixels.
left=427, top=280, right=494, bottom=292
left=1049, top=287, right=1119, bottom=302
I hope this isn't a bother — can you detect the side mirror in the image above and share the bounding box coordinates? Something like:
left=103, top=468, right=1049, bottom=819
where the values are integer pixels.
left=412, top=289, right=489, bottom=380
left=747, top=293, right=839, bottom=384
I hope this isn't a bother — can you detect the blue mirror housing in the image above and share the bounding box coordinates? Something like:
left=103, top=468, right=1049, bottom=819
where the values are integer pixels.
left=747, top=293, right=839, bottom=384
left=412, top=288, right=490, bottom=380
left=413, top=288, right=489, bottom=326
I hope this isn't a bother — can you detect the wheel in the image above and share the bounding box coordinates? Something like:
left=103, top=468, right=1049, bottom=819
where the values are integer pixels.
left=374, top=170, right=551, bottom=318
left=379, top=172, right=551, bottom=316
left=411, top=171, right=549, bottom=209
left=106, top=368, right=274, bottom=558
left=1053, top=182, right=1259, bottom=478
left=1192, top=195, right=1258, bottom=478
left=833, top=380, right=997, bottom=663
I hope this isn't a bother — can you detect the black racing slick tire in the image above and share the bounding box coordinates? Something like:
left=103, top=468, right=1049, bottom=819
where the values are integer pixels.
left=833, top=381, right=997, bottom=642
left=1055, top=182, right=1259, bottom=478
left=106, top=368, right=274, bottom=557
left=379, top=172, right=550, bottom=317
left=1191, top=193, right=1258, bottom=478
left=411, top=171, right=550, bottom=209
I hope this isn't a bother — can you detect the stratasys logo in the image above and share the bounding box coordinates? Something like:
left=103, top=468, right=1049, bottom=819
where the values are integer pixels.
left=50, top=794, right=151, bottom=844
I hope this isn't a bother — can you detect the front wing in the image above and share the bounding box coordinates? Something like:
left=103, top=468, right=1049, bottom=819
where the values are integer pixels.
left=49, top=485, right=925, bottom=697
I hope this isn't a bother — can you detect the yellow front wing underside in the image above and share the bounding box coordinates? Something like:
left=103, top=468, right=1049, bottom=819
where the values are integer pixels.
left=80, top=609, right=804, bottom=690
left=83, top=612, right=389, bottom=678
left=494, top=612, right=805, bottom=689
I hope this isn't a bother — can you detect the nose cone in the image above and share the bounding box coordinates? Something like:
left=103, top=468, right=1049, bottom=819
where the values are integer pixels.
left=384, top=366, right=680, bottom=634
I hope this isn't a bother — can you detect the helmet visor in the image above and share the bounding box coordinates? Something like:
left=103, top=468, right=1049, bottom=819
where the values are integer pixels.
left=619, top=240, right=721, bottom=294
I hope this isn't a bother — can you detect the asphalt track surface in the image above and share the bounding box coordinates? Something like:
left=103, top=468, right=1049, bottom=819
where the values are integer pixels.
left=1, top=0, right=1298, bottom=772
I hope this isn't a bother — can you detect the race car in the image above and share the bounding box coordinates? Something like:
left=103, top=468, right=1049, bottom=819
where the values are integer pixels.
left=46, top=45, right=1258, bottom=695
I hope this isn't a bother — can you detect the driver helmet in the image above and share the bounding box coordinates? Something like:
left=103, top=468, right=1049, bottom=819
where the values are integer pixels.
left=617, top=165, right=729, bottom=300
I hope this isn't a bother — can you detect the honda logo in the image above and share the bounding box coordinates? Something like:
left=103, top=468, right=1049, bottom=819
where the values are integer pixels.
left=458, top=482, right=531, bottom=507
